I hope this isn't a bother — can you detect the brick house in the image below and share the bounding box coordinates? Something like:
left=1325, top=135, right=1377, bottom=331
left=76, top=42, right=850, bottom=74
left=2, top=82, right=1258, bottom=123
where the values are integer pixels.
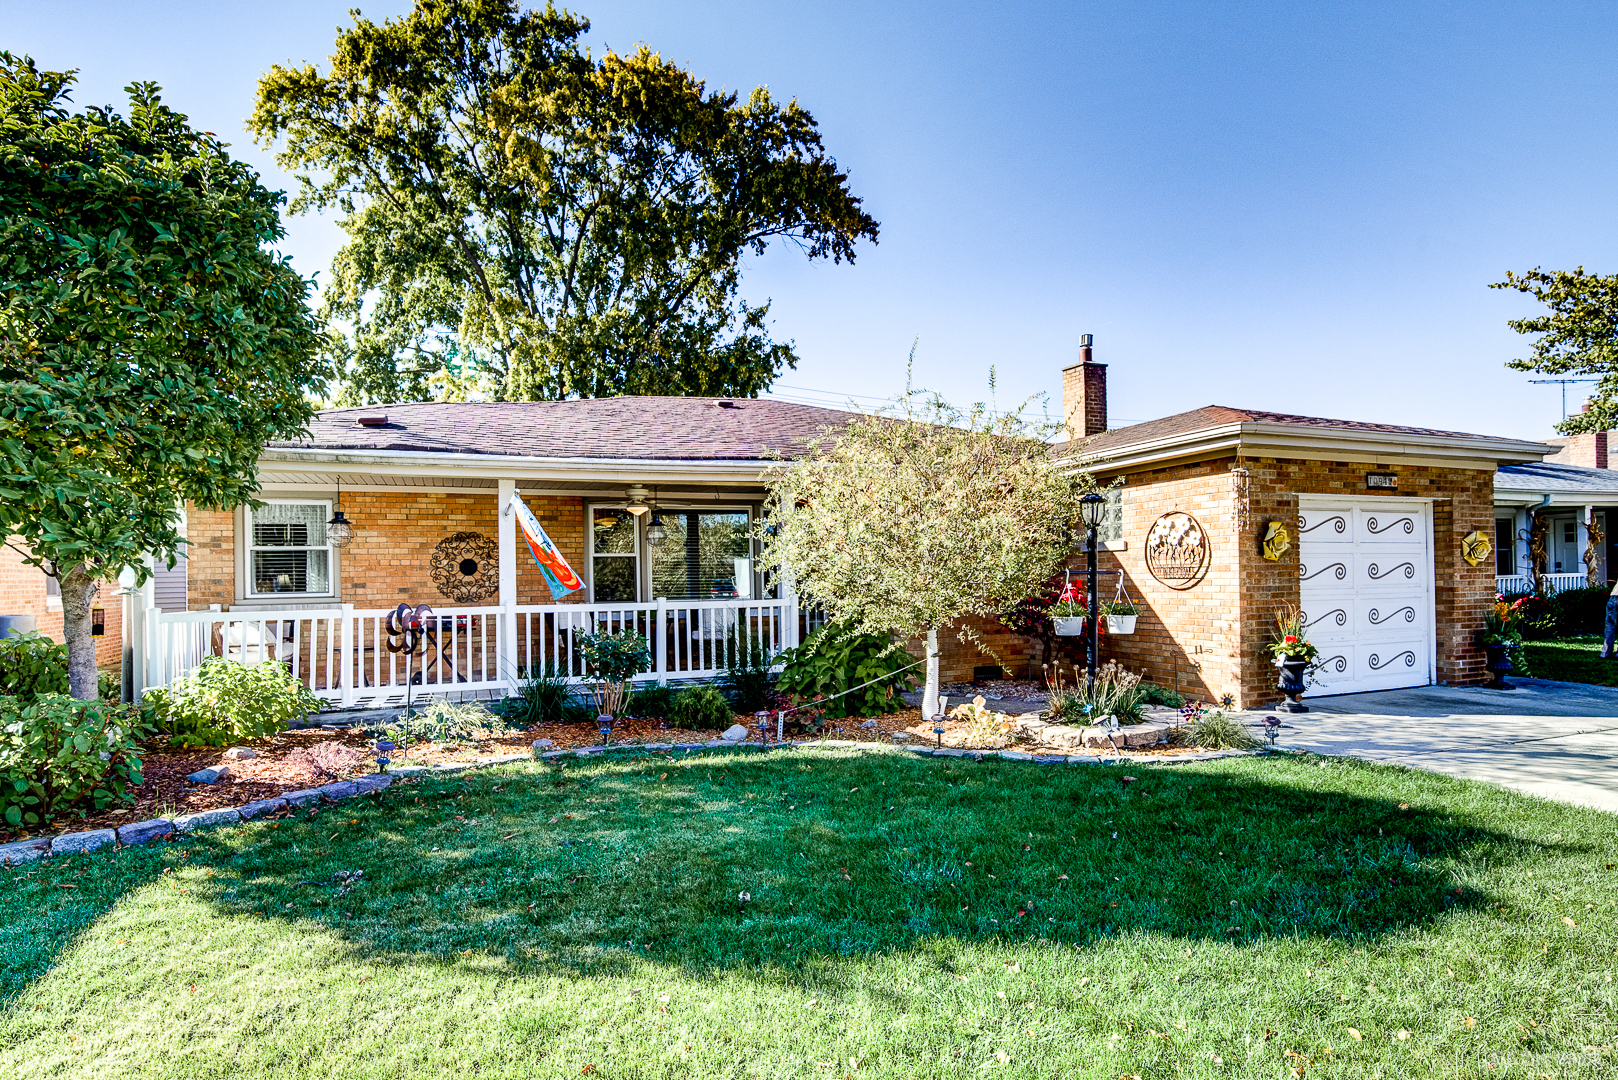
left=1492, top=422, right=1618, bottom=595
left=929, top=341, right=1552, bottom=705
left=0, top=543, right=125, bottom=674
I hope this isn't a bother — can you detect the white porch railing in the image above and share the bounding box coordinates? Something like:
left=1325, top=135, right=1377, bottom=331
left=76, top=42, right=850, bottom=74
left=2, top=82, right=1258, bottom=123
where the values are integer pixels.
left=145, top=598, right=798, bottom=710
left=1496, top=573, right=1596, bottom=596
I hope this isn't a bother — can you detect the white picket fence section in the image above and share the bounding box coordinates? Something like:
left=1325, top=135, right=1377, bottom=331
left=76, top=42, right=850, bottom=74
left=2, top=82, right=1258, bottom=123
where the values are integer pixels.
left=1496, top=573, right=1596, bottom=596
left=145, top=598, right=798, bottom=710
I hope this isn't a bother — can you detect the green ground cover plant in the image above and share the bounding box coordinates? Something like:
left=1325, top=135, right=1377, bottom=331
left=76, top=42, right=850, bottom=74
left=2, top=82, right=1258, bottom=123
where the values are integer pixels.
left=1521, top=637, right=1618, bottom=688
left=0, top=633, right=69, bottom=699
left=138, top=658, right=320, bottom=748
left=775, top=621, right=919, bottom=719
left=0, top=695, right=147, bottom=828
left=2, top=751, right=1615, bottom=1078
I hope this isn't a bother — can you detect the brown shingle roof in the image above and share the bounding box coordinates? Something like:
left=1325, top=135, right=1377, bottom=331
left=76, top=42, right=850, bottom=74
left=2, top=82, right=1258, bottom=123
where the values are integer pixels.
left=1066, top=405, right=1519, bottom=457
left=268, top=398, right=860, bottom=460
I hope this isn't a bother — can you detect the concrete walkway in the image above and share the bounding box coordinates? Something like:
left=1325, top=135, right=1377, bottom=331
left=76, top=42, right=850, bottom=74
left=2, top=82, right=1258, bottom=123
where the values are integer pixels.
left=1267, top=679, right=1618, bottom=813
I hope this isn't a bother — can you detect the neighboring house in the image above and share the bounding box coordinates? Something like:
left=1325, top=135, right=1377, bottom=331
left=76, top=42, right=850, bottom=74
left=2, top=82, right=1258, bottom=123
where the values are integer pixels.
left=132, top=354, right=1555, bottom=711
left=0, top=541, right=125, bottom=671
left=1493, top=438, right=1617, bottom=593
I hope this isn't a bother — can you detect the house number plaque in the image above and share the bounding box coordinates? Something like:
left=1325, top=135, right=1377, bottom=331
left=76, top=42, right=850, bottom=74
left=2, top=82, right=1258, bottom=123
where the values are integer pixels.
left=1365, top=472, right=1398, bottom=490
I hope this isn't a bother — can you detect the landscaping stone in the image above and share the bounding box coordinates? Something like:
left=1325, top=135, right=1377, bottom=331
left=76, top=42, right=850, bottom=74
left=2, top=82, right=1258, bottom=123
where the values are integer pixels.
left=705, top=740, right=729, bottom=748
left=223, top=747, right=257, bottom=760
left=186, top=766, right=231, bottom=784
left=317, top=781, right=359, bottom=800
left=352, top=775, right=393, bottom=794
left=236, top=799, right=287, bottom=820
left=999, top=750, right=1033, bottom=761
left=117, top=818, right=175, bottom=845
left=642, top=743, right=673, bottom=751
left=889, top=731, right=911, bottom=741
left=540, top=751, right=567, bottom=761
left=860, top=719, right=878, bottom=729
left=0, top=838, right=50, bottom=865
left=531, top=739, right=554, bottom=751
left=52, top=828, right=116, bottom=855
left=721, top=724, right=748, bottom=741
left=389, top=765, right=429, bottom=776
left=174, top=807, right=241, bottom=832
left=282, top=788, right=324, bottom=806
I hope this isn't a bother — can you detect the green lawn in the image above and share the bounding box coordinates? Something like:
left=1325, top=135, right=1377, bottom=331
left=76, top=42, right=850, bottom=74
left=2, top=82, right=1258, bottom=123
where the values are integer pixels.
left=1523, top=637, right=1618, bottom=687
left=2, top=748, right=1616, bottom=1078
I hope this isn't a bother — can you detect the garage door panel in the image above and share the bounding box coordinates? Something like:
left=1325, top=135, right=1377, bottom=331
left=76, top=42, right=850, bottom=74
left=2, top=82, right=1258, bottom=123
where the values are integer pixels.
left=1298, top=497, right=1432, bottom=695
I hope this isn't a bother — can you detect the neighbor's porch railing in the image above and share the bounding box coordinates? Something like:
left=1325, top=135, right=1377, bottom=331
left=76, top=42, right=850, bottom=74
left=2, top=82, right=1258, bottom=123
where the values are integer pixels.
left=145, top=597, right=798, bottom=710
left=1496, top=573, right=1594, bottom=596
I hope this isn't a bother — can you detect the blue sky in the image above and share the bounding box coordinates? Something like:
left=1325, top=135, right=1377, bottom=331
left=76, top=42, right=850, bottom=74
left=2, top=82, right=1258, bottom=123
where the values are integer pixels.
left=6, top=1, right=1617, bottom=439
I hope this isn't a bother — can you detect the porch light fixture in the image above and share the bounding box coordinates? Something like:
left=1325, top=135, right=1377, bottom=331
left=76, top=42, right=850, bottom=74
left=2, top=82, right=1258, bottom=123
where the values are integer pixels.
left=625, top=484, right=651, bottom=517
left=90, top=606, right=106, bottom=637
left=328, top=477, right=355, bottom=549
left=646, top=489, right=667, bottom=547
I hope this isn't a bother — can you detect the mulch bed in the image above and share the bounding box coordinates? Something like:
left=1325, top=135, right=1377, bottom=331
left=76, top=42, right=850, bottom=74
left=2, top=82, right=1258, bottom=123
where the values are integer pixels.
left=4, top=705, right=1235, bottom=843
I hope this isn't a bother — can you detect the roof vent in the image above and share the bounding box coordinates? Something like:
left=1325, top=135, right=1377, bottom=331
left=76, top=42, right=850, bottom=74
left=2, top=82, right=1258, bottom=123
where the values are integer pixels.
left=356, top=414, right=390, bottom=427
left=716, top=400, right=740, bottom=409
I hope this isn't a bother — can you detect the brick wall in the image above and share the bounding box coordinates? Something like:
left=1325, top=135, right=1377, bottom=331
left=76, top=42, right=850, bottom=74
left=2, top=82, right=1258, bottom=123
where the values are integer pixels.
left=1062, top=361, right=1108, bottom=439
left=0, top=541, right=124, bottom=670
left=186, top=491, right=589, bottom=609
left=936, top=454, right=1498, bottom=706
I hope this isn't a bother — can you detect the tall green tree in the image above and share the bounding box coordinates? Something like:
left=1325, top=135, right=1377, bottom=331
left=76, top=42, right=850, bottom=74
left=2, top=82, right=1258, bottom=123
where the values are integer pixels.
left=0, top=54, right=325, bottom=699
left=1493, top=267, right=1618, bottom=433
left=249, top=0, right=879, bottom=405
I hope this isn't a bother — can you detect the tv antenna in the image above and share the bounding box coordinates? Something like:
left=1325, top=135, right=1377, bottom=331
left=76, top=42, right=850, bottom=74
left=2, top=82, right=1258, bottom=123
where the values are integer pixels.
left=1528, top=378, right=1598, bottom=418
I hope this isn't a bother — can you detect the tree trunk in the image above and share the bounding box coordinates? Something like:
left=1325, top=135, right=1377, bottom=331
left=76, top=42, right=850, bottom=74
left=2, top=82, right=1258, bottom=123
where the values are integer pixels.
left=59, top=565, right=100, bottom=700
left=921, top=628, right=940, bottom=720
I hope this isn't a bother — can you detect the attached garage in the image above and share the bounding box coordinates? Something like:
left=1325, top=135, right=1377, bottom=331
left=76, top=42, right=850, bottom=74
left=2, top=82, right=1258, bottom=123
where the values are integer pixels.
left=1298, top=496, right=1435, bottom=695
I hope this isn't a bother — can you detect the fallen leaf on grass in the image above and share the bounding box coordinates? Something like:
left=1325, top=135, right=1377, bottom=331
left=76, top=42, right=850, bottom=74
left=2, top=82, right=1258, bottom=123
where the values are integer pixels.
left=1561, top=917, right=1577, bottom=928
left=1347, top=1028, right=1362, bottom=1040
left=1464, top=1017, right=1477, bottom=1029
left=54, top=884, right=76, bottom=889
left=806, top=998, right=819, bottom=1007
left=1396, top=1029, right=1410, bottom=1040
left=1057, top=874, right=1068, bottom=880
left=502, top=833, right=518, bottom=841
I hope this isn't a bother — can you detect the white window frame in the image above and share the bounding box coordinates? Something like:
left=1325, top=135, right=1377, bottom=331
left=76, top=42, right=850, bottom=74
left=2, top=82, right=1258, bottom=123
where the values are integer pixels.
left=244, top=500, right=335, bottom=599
left=647, top=504, right=756, bottom=601
left=587, top=503, right=642, bottom=603
left=44, top=568, right=62, bottom=612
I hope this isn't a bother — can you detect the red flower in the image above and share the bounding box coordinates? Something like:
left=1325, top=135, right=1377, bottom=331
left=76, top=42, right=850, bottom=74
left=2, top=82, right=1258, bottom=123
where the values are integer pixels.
left=1284, top=635, right=1298, bottom=644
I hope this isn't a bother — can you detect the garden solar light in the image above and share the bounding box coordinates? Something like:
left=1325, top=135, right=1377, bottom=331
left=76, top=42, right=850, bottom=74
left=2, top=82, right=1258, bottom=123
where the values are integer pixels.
left=375, top=739, right=395, bottom=772
left=1262, top=716, right=1282, bottom=746
left=932, top=714, right=946, bottom=748
left=598, top=713, right=613, bottom=746
left=755, top=711, right=772, bottom=748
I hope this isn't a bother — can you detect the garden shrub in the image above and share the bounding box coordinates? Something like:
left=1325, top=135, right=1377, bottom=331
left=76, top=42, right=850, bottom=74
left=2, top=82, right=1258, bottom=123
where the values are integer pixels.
left=1547, top=586, right=1610, bottom=636
left=1138, top=682, right=1184, bottom=709
left=1046, top=661, right=1147, bottom=725
left=719, top=625, right=776, bottom=712
left=1185, top=709, right=1261, bottom=750
left=577, top=628, right=652, bottom=715
left=0, top=632, right=69, bottom=699
left=140, top=657, right=320, bottom=748
left=623, top=682, right=678, bottom=719
left=775, top=622, right=918, bottom=719
left=388, top=698, right=510, bottom=744
left=667, top=684, right=735, bottom=729
left=495, top=665, right=589, bottom=725
left=0, top=694, right=149, bottom=827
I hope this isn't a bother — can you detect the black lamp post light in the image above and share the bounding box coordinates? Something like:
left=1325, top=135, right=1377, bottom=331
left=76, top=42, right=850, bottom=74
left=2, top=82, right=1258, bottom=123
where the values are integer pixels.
left=1077, top=492, right=1108, bottom=690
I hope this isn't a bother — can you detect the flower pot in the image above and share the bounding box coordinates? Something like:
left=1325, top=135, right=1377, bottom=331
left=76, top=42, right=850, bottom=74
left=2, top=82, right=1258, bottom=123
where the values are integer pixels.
left=1053, top=616, right=1086, bottom=637
left=1105, top=614, right=1137, bottom=635
left=1482, top=643, right=1518, bottom=690
left=1274, top=657, right=1311, bottom=713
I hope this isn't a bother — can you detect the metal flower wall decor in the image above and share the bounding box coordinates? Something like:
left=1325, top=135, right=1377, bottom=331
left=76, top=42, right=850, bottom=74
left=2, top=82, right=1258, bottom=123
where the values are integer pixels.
left=1460, top=530, right=1493, bottom=568
left=1145, top=511, right=1210, bottom=590
left=429, top=531, right=499, bottom=603
left=1261, top=521, right=1292, bottom=562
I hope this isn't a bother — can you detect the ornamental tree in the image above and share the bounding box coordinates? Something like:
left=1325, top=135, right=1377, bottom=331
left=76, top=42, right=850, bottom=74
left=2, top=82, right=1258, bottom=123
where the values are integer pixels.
left=761, top=386, right=1097, bottom=719
left=249, top=0, right=879, bottom=405
left=0, top=55, right=325, bottom=699
left=1492, top=267, right=1618, bottom=434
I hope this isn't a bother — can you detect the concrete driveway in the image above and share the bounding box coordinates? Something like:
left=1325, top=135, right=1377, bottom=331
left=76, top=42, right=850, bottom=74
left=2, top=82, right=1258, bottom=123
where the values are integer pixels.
left=1269, top=679, right=1618, bottom=813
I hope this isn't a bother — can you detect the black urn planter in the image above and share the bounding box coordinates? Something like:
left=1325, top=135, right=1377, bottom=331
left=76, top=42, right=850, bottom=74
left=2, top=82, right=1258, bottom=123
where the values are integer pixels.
left=1275, top=657, right=1311, bottom=713
left=1482, top=643, right=1519, bottom=690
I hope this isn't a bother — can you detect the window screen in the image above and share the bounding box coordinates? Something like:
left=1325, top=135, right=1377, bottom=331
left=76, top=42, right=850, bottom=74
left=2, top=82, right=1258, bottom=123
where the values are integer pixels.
left=249, top=503, right=330, bottom=595
left=651, top=512, right=752, bottom=600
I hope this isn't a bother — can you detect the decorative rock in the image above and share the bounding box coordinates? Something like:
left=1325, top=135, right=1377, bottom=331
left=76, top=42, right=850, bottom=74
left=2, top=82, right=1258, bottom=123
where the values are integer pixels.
left=117, top=818, right=175, bottom=845
left=573, top=747, right=603, bottom=757
left=186, top=765, right=231, bottom=785
left=860, top=719, right=879, bottom=729
left=889, top=731, right=911, bottom=741
left=353, top=775, right=393, bottom=794
left=0, top=838, right=52, bottom=865
left=236, top=799, right=287, bottom=820
left=222, top=747, right=257, bottom=760
left=721, top=724, right=749, bottom=742
left=282, top=788, right=324, bottom=806
left=52, top=828, right=116, bottom=855
left=641, top=743, right=673, bottom=751
left=999, top=750, right=1033, bottom=761
left=531, top=738, right=555, bottom=751
left=174, top=807, right=241, bottom=832
left=317, top=781, right=359, bottom=800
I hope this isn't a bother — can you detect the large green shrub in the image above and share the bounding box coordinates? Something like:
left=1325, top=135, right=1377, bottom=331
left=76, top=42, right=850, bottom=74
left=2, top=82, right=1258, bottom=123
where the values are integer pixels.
left=667, top=685, right=735, bottom=730
left=0, top=632, right=69, bottom=699
left=0, top=694, right=149, bottom=828
left=623, top=682, right=678, bottom=720
left=1514, top=587, right=1611, bottom=639
left=140, top=658, right=320, bottom=748
left=774, top=622, right=918, bottom=719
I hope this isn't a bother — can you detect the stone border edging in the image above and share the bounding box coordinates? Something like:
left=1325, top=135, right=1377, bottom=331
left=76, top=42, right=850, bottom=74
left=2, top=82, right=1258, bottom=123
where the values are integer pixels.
left=0, top=741, right=1267, bottom=867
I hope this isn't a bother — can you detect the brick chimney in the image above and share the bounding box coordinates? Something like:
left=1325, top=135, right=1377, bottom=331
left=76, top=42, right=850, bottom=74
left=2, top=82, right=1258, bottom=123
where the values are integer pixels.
left=1543, top=429, right=1610, bottom=469
left=1062, top=334, right=1107, bottom=439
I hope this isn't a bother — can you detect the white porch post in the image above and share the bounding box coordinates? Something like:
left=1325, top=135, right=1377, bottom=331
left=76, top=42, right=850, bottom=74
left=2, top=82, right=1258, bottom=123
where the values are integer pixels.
left=655, top=596, right=668, bottom=681
left=339, top=603, right=355, bottom=707
left=781, top=567, right=800, bottom=649
left=498, top=479, right=518, bottom=682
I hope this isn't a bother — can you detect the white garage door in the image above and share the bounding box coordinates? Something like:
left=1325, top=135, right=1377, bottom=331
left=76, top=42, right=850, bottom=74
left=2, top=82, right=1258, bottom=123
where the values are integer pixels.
left=1298, top=497, right=1434, bottom=695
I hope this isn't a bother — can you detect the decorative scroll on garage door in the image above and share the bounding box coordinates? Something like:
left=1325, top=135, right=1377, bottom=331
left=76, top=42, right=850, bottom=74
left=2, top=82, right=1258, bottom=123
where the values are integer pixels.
left=1297, top=497, right=1434, bottom=695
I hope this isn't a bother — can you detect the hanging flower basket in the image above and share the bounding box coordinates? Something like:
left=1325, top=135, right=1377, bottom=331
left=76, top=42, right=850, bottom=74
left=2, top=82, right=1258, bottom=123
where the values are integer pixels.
left=1105, top=613, right=1137, bottom=635
left=1054, top=616, right=1087, bottom=637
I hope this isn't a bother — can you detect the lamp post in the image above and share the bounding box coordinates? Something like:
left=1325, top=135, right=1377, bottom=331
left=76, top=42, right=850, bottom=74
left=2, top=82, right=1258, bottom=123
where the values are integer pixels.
left=1078, top=493, right=1107, bottom=691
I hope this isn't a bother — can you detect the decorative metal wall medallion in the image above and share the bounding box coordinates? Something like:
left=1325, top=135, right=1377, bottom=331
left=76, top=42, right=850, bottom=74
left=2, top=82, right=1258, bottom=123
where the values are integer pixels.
left=429, top=531, right=499, bottom=603
left=1145, top=512, right=1210, bottom=590
left=1261, top=521, right=1291, bottom=561
left=1460, top=529, right=1492, bottom=568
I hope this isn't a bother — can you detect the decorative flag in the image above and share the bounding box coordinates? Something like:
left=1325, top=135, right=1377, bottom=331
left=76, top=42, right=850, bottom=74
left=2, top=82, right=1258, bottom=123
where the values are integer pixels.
left=513, top=493, right=584, bottom=599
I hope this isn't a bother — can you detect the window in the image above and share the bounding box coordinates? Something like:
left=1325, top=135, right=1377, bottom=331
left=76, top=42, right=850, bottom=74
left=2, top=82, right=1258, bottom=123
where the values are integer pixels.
left=247, top=502, right=332, bottom=596
left=651, top=511, right=753, bottom=600
left=1101, top=488, right=1123, bottom=544
left=1494, top=518, right=1514, bottom=575
left=591, top=507, right=639, bottom=602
